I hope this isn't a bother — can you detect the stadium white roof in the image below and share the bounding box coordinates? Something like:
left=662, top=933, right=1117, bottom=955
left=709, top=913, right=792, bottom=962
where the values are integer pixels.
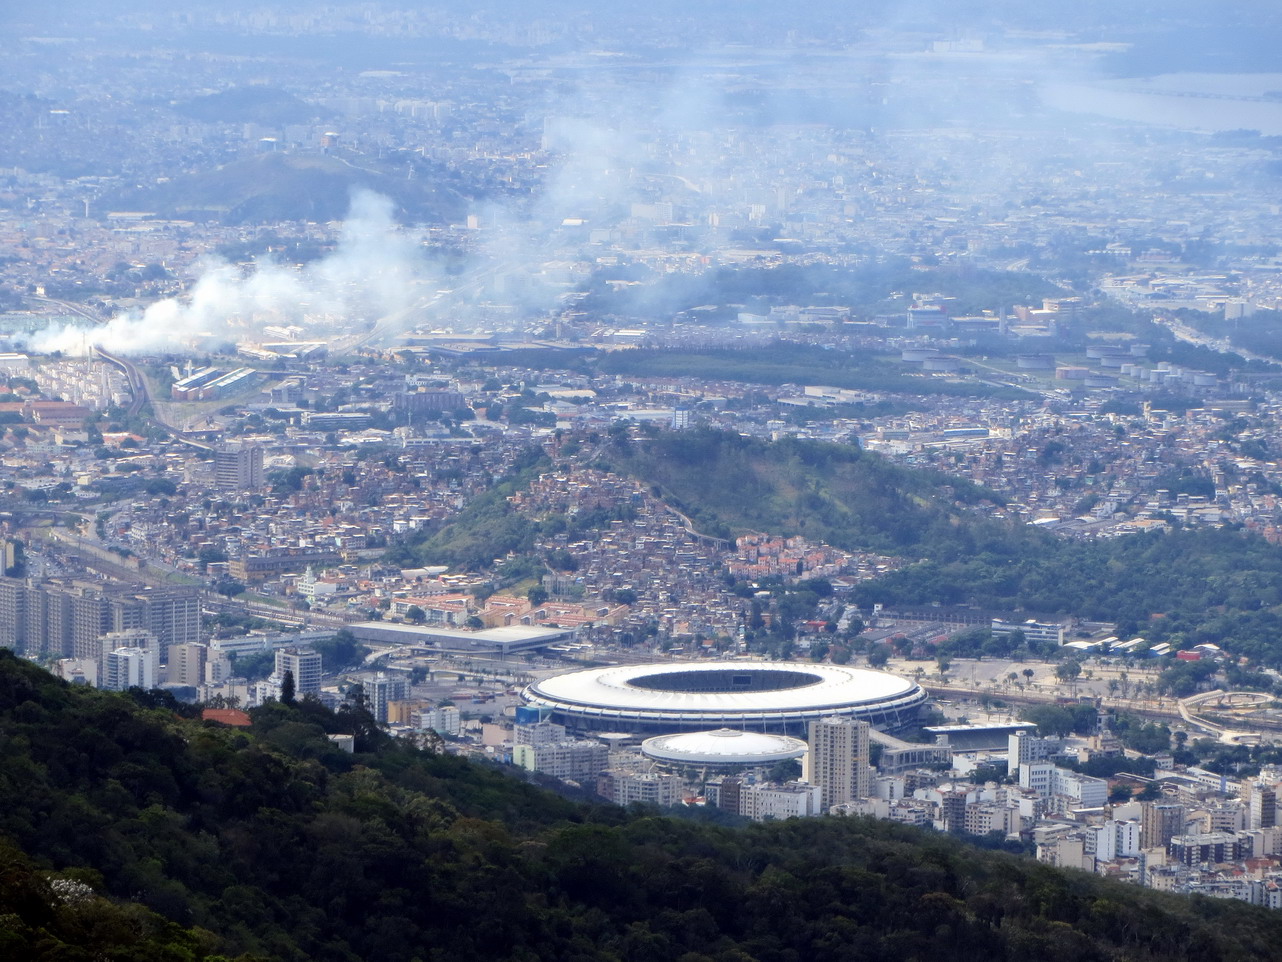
left=522, top=661, right=926, bottom=735
left=529, top=662, right=915, bottom=714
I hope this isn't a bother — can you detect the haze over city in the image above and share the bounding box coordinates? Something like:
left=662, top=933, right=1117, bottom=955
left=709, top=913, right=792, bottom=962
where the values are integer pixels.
left=4, top=3, right=1282, bottom=960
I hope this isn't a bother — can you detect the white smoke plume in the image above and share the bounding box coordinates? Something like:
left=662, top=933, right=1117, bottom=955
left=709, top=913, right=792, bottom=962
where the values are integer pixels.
left=32, top=189, right=433, bottom=356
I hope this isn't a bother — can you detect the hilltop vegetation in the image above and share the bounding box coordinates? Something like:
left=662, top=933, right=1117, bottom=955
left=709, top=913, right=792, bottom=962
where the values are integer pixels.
left=389, top=428, right=1282, bottom=664
left=393, top=448, right=553, bottom=571
left=602, top=428, right=1015, bottom=554
left=2, top=651, right=1282, bottom=962
left=854, top=526, right=1282, bottom=665
left=100, top=152, right=468, bottom=225
left=600, top=430, right=1282, bottom=665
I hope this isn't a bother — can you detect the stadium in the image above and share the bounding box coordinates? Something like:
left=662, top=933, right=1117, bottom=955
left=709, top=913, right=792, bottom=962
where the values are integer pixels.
left=641, top=729, right=809, bottom=771
left=520, top=661, right=927, bottom=736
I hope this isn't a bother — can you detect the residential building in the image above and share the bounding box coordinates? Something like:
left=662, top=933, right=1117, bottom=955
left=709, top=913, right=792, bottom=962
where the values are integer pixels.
left=1007, top=730, right=1064, bottom=775
left=102, top=646, right=157, bottom=691
left=415, top=705, right=461, bottom=736
left=214, top=443, right=264, bottom=491
left=0, top=578, right=199, bottom=660
left=513, top=739, right=608, bottom=780
left=808, top=716, right=872, bottom=811
left=275, top=646, right=322, bottom=696
left=166, top=642, right=208, bottom=687
left=1142, top=802, right=1188, bottom=851
left=739, top=782, right=824, bottom=821
left=597, top=771, right=684, bottom=807
left=363, top=672, right=409, bottom=723
left=1018, top=762, right=1108, bottom=809
left=1245, top=776, right=1281, bottom=830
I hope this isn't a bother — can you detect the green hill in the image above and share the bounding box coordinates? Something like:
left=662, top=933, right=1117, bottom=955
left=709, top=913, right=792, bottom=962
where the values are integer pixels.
left=101, top=153, right=468, bottom=225
left=2, top=650, right=1281, bottom=961
left=393, top=429, right=1282, bottom=664
left=603, top=428, right=1020, bottom=556
left=174, top=86, right=333, bottom=126
left=598, top=431, right=1282, bottom=663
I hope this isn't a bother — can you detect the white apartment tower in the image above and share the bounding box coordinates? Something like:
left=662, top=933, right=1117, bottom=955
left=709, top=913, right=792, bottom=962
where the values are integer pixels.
left=103, top=646, right=158, bottom=691
left=808, top=716, right=872, bottom=812
left=275, top=646, right=322, bottom=696
left=363, top=672, right=409, bottom=723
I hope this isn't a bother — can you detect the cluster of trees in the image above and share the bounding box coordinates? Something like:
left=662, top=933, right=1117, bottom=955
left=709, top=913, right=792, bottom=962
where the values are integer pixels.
left=1019, top=702, right=1100, bottom=737
left=575, top=260, right=1063, bottom=326
left=603, top=429, right=1016, bottom=563
left=929, top=627, right=1057, bottom=663
left=3, top=651, right=1282, bottom=962
left=849, top=526, right=1282, bottom=667
left=597, top=345, right=1030, bottom=400
left=1111, top=714, right=1176, bottom=755
left=0, top=836, right=217, bottom=960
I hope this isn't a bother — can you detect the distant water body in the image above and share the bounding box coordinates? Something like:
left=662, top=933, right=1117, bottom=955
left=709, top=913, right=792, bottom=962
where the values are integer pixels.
left=1043, top=72, right=1282, bottom=136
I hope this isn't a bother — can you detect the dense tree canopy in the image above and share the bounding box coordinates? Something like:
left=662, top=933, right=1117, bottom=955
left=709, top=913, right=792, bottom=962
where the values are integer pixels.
left=2, top=652, right=1282, bottom=961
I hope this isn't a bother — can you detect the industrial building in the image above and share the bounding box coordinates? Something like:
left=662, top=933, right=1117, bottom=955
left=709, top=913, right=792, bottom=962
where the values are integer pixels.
left=350, top=621, right=575, bottom=656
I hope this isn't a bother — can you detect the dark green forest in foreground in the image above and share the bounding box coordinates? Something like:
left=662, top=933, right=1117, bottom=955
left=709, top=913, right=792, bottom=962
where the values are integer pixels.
left=2, top=651, right=1282, bottom=962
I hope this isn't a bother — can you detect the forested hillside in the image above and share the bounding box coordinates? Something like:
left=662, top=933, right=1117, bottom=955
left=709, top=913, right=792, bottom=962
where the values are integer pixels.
left=2, top=652, right=1282, bottom=961
left=604, top=430, right=1282, bottom=664
left=604, top=428, right=1017, bottom=553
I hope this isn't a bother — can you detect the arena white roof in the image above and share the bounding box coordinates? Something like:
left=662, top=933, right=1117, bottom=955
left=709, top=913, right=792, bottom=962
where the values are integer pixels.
left=642, top=729, right=808, bottom=766
left=528, top=661, right=916, bottom=714
left=522, top=661, right=926, bottom=734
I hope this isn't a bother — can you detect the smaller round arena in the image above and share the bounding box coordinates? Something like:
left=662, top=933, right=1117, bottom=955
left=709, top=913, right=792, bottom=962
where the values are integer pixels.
left=642, top=729, right=808, bottom=770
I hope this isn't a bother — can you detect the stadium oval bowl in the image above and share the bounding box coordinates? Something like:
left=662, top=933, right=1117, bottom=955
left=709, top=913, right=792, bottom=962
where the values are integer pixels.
left=521, top=661, right=927, bottom=736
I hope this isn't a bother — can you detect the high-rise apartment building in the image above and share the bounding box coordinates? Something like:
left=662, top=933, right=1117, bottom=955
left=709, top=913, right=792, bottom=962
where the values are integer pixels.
left=1141, top=801, right=1187, bottom=851
left=99, top=629, right=160, bottom=674
left=102, top=646, right=158, bottom=691
left=0, top=578, right=199, bottom=660
left=363, top=672, right=409, bottom=723
left=166, top=642, right=209, bottom=687
left=1246, top=777, right=1280, bottom=830
left=808, top=716, right=872, bottom=812
left=214, top=443, right=264, bottom=491
left=275, top=646, right=322, bottom=696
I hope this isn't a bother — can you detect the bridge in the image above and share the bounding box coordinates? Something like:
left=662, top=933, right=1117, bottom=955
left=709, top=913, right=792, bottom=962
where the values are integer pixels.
left=1178, top=690, right=1273, bottom=745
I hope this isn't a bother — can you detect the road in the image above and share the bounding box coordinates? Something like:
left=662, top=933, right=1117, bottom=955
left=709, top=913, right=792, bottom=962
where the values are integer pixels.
left=1178, top=690, right=1274, bottom=744
left=203, top=594, right=356, bottom=630
left=1155, top=314, right=1280, bottom=367
left=30, top=294, right=102, bottom=324
left=93, top=347, right=151, bottom=418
